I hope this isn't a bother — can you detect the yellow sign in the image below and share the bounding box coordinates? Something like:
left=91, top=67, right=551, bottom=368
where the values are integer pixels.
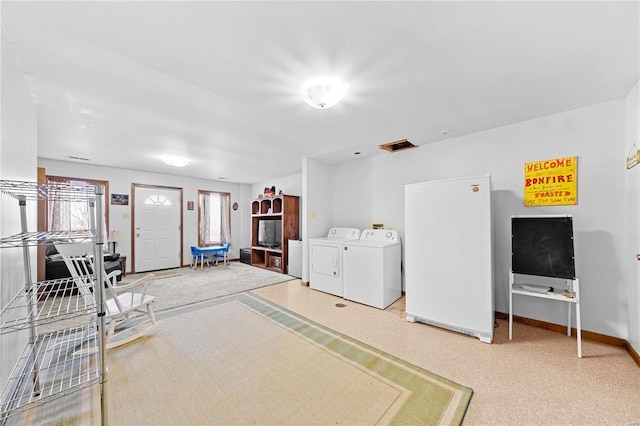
left=524, top=156, right=577, bottom=206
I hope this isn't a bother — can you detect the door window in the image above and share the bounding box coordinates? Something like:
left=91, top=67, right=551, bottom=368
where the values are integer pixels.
left=144, top=195, right=172, bottom=206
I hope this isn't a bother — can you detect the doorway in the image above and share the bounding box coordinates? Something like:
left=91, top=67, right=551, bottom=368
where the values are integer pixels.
left=132, top=184, right=182, bottom=273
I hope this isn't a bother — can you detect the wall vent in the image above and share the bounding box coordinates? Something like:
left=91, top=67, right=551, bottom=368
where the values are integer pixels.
left=379, top=139, right=417, bottom=153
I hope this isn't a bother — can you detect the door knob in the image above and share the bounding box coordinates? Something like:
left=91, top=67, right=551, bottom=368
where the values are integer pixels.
left=136, top=233, right=141, bottom=237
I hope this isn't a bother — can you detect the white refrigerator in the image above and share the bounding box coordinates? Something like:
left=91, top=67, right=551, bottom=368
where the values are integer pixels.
left=405, top=175, right=494, bottom=343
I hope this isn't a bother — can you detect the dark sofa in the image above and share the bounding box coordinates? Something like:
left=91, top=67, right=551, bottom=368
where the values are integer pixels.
left=45, top=244, right=123, bottom=295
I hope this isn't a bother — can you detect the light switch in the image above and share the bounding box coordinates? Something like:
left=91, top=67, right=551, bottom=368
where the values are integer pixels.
left=122, top=213, right=130, bottom=219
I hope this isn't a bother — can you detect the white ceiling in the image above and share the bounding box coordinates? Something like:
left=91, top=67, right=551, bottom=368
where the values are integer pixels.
left=2, top=1, right=638, bottom=184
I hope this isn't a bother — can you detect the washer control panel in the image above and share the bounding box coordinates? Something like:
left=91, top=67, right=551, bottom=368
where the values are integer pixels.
left=359, top=229, right=398, bottom=242
left=327, top=227, right=361, bottom=240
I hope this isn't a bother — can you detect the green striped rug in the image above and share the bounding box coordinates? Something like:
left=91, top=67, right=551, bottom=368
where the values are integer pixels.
left=106, top=292, right=472, bottom=425
left=241, top=293, right=473, bottom=425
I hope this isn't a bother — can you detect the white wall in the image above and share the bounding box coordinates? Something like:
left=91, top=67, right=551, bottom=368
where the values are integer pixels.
left=331, top=158, right=373, bottom=229
left=38, top=159, right=252, bottom=269
left=251, top=173, right=302, bottom=198
left=301, top=158, right=334, bottom=283
left=0, top=23, right=38, bottom=387
left=329, top=99, right=629, bottom=339
left=625, top=81, right=640, bottom=354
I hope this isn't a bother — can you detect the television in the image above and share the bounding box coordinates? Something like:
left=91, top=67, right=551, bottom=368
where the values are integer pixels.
left=258, top=219, right=282, bottom=248
left=511, top=215, right=575, bottom=279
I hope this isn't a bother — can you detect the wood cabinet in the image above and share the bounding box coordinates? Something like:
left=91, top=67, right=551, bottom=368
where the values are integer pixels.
left=250, top=195, right=299, bottom=274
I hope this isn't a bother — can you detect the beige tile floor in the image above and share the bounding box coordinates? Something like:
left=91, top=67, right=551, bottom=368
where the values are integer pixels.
left=24, top=278, right=637, bottom=425
left=252, top=280, right=640, bottom=425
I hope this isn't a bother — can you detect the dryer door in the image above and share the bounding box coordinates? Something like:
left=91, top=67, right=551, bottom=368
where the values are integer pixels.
left=311, top=244, right=340, bottom=277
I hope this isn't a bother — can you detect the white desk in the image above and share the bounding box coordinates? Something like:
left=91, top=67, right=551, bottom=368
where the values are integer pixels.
left=508, top=270, right=582, bottom=358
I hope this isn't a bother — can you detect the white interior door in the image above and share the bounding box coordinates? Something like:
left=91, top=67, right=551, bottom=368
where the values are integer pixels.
left=134, top=186, right=181, bottom=272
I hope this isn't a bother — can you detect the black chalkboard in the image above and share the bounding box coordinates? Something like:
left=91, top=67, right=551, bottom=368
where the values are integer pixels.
left=511, top=215, right=575, bottom=279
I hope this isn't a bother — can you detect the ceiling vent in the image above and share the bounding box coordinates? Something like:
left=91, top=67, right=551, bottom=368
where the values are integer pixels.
left=379, top=139, right=417, bottom=153
left=67, top=155, right=91, bottom=161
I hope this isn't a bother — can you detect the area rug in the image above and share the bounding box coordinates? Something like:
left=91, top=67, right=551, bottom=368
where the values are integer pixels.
left=150, top=269, right=181, bottom=279
left=123, top=261, right=295, bottom=312
left=107, top=293, right=472, bottom=425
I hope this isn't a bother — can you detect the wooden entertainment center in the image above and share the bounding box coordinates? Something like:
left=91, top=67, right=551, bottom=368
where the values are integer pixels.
left=250, top=194, right=299, bottom=274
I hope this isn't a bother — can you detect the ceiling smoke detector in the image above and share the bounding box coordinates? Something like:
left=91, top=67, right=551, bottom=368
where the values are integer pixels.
left=379, top=139, right=418, bottom=153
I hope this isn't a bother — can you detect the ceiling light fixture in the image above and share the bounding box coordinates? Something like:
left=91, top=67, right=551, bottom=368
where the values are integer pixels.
left=162, top=155, right=189, bottom=167
left=301, top=76, right=348, bottom=109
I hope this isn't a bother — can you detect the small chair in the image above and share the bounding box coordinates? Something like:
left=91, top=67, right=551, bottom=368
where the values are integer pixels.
left=213, top=243, right=230, bottom=267
left=191, top=246, right=211, bottom=269
left=56, top=243, right=159, bottom=351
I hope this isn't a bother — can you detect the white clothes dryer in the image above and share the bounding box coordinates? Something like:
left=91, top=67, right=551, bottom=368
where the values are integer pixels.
left=343, top=229, right=402, bottom=309
left=309, top=228, right=361, bottom=297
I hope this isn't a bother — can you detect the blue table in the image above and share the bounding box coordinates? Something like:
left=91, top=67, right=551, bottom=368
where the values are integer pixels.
left=192, top=245, right=227, bottom=270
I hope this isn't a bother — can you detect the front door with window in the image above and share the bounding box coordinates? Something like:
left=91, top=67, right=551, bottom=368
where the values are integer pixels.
left=133, top=185, right=181, bottom=272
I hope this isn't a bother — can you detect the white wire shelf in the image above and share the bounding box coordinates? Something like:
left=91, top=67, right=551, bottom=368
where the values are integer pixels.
left=511, top=287, right=578, bottom=304
left=0, top=230, right=96, bottom=248
left=0, top=180, right=97, bottom=202
left=0, top=324, right=100, bottom=418
left=1, top=278, right=96, bottom=335
left=0, top=178, right=105, bottom=423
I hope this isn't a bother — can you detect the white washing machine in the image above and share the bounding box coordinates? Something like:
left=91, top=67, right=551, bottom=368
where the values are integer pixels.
left=309, top=228, right=361, bottom=297
left=343, top=229, right=402, bottom=309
